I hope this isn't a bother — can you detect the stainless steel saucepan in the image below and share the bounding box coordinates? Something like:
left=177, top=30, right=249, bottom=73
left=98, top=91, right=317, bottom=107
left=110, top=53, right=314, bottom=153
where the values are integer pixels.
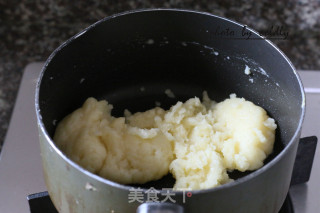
left=36, top=9, right=313, bottom=213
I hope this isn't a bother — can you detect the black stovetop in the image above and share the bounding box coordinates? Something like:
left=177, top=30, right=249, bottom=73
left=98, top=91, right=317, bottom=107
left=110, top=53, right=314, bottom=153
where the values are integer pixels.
left=27, top=191, right=294, bottom=213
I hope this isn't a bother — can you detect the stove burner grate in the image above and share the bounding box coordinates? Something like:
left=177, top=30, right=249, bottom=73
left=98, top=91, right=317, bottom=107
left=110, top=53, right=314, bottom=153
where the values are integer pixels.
left=27, top=191, right=294, bottom=213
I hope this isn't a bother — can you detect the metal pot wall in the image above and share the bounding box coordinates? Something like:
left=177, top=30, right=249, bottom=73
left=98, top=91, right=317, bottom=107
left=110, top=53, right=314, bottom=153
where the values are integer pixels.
left=35, top=9, right=306, bottom=213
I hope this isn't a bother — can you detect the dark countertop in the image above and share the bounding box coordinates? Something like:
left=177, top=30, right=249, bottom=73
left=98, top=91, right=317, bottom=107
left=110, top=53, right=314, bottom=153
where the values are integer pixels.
left=1, top=0, right=320, bottom=147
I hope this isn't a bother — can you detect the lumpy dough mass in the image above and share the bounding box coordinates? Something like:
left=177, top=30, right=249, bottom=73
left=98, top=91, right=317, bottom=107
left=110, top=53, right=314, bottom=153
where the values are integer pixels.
left=54, top=92, right=277, bottom=190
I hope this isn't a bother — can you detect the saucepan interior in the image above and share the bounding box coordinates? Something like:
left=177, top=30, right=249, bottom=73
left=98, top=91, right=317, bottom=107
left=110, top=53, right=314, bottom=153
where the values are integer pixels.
left=37, top=9, right=304, bottom=190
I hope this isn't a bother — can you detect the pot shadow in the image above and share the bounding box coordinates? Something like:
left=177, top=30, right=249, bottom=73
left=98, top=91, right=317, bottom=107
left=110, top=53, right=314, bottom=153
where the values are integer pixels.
left=129, top=173, right=176, bottom=190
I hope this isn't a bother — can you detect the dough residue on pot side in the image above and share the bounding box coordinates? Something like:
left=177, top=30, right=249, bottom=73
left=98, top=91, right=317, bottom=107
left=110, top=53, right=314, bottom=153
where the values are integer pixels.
left=54, top=92, right=277, bottom=190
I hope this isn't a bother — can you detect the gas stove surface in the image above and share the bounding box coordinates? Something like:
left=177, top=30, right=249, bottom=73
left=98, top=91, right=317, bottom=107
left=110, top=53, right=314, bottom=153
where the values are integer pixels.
left=0, top=63, right=319, bottom=213
left=26, top=191, right=295, bottom=213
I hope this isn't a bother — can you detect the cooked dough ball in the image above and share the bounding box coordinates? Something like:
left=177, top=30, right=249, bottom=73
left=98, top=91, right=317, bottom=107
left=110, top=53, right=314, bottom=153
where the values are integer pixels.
left=155, top=93, right=276, bottom=189
left=54, top=98, right=173, bottom=184
left=155, top=97, right=231, bottom=189
left=212, top=95, right=277, bottom=172
left=54, top=92, right=276, bottom=190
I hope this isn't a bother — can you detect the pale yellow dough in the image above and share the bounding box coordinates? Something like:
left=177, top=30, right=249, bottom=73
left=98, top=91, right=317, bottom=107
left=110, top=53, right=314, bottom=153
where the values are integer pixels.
left=54, top=98, right=173, bottom=184
left=54, top=93, right=276, bottom=190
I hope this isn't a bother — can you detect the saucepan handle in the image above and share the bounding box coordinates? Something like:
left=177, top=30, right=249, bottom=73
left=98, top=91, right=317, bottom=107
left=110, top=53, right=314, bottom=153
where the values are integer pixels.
left=290, top=136, right=318, bottom=185
left=137, top=202, right=184, bottom=213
